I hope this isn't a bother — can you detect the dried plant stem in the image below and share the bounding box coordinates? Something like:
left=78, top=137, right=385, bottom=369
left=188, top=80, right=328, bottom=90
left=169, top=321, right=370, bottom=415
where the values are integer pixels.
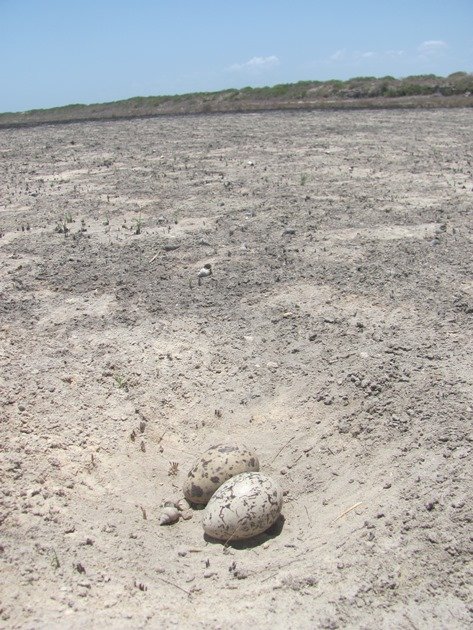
left=304, top=505, right=311, bottom=527
left=331, top=502, right=363, bottom=524
left=261, top=552, right=308, bottom=582
left=271, top=436, right=295, bottom=463
left=156, top=576, right=192, bottom=597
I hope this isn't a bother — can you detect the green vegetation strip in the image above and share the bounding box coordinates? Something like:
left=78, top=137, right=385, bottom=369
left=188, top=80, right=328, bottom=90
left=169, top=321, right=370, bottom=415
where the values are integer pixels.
left=1, top=73, right=472, bottom=128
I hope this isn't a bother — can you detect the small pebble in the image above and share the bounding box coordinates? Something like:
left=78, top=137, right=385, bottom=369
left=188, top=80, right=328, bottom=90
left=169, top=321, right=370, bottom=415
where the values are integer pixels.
left=180, top=509, right=193, bottom=521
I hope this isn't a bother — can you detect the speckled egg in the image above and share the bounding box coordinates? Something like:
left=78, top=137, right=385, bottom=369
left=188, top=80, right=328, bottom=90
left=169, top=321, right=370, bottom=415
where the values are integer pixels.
left=202, top=472, right=283, bottom=541
left=183, top=444, right=260, bottom=505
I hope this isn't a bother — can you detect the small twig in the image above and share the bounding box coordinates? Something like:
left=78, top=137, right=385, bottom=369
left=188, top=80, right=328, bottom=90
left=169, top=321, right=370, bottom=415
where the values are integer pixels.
left=223, top=522, right=245, bottom=549
left=331, top=502, right=363, bottom=524
left=292, top=453, right=304, bottom=466
left=271, top=436, right=295, bottom=464
left=261, top=552, right=308, bottom=582
left=157, top=429, right=167, bottom=444
left=304, top=505, right=311, bottom=527
left=149, top=253, right=159, bottom=263
left=156, top=576, right=192, bottom=597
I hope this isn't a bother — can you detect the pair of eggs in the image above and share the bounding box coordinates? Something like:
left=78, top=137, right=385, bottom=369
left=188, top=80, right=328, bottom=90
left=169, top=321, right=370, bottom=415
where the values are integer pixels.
left=183, top=444, right=283, bottom=541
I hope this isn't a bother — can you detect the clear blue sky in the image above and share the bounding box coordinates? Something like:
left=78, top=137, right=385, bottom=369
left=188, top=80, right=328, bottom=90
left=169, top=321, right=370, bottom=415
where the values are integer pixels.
left=1, top=0, right=472, bottom=113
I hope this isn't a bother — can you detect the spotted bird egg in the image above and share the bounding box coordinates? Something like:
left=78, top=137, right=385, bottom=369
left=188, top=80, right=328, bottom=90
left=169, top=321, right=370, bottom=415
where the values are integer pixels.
left=183, top=444, right=260, bottom=505
left=202, top=472, right=283, bottom=541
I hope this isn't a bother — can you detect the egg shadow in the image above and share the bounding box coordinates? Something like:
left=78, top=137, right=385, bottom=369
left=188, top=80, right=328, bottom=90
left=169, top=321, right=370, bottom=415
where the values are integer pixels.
left=203, top=514, right=285, bottom=549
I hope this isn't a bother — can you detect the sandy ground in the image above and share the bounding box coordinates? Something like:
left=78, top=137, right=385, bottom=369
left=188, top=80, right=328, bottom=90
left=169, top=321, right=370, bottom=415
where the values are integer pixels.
left=1, top=109, right=472, bottom=629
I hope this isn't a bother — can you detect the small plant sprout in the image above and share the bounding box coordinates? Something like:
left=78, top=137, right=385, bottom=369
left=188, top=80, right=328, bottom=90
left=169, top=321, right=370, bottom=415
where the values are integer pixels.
left=300, top=173, right=308, bottom=186
left=50, top=549, right=60, bottom=570
left=168, top=461, right=179, bottom=476
left=113, top=374, right=129, bottom=391
left=132, top=213, right=143, bottom=235
left=55, top=216, right=70, bottom=235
